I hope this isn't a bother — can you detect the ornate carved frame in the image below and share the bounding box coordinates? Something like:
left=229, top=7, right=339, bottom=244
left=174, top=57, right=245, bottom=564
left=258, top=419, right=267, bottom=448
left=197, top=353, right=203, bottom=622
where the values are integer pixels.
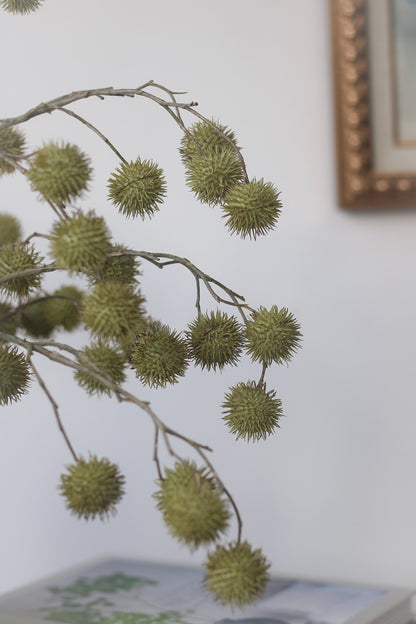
left=331, top=0, right=416, bottom=208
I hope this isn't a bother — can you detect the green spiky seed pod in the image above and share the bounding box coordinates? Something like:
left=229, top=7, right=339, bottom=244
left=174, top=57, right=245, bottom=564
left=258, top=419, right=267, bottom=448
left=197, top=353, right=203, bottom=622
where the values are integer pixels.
left=74, top=342, right=127, bottom=397
left=0, top=0, right=43, bottom=14
left=204, top=541, right=270, bottom=608
left=47, top=285, right=83, bottom=331
left=116, top=315, right=160, bottom=359
left=50, top=212, right=111, bottom=273
left=0, top=243, right=43, bottom=298
left=108, top=158, right=166, bottom=220
left=59, top=455, right=125, bottom=520
left=222, top=179, right=282, bottom=239
left=82, top=282, right=146, bottom=341
left=245, top=305, right=302, bottom=366
left=0, top=214, right=22, bottom=245
left=116, top=329, right=141, bottom=359
left=222, top=381, right=282, bottom=442
left=184, top=149, right=244, bottom=206
left=0, top=301, right=19, bottom=342
left=186, top=310, right=244, bottom=371
left=180, top=120, right=239, bottom=165
left=129, top=323, right=189, bottom=388
left=0, top=345, right=30, bottom=405
left=27, top=142, right=92, bottom=206
left=89, top=244, right=140, bottom=287
left=0, top=127, right=25, bottom=175
left=21, top=299, right=56, bottom=338
left=154, top=461, right=230, bottom=549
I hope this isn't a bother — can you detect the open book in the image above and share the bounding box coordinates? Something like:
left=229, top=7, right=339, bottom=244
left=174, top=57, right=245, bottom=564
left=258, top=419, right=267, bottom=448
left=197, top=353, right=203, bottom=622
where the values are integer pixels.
left=0, top=556, right=413, bottom=624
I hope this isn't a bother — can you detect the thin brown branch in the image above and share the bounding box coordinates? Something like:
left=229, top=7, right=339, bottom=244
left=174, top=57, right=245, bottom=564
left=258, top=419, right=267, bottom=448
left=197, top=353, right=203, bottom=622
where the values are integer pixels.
left=27, top=353, right=78, bottom=462
left=153, top=426, right=164, bottom=481
left=109, top=249, right=253, bottom=319
left=149, top=82, right=197, bottom=147
left=0, top=83, right=247, bottom=183
left=57, top=107, right=128, bottom=164
left=44, top=199, right=66, bottom=221
left=0, top=85, right=198, bottom=132
left=23, top=232, right=52, bottom=245
left=164, top=426, right=213, bottom=454
left=194, top=274, right=201, bottom=316
left=229, top=292, right=249, bottom=325
left=257, top=362, right=268, bottom=388
left=0, top=261, right=56, bottom=285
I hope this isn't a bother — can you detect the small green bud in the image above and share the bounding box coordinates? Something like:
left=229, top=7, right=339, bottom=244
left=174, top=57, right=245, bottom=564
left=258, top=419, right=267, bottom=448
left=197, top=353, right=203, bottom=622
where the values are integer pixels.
left=74, top=342, right=127, bottom=397
left=81, top=282, right=146, bottom=341
left=21, top=299, right=56, bottom=338
left=0, top=127, right=25, bottom=175
left=154, top=461, right=230, bottom=549
left=0, top=344, right=31, bottom=405
left=50, top=212, right=111, bottom=273
left=0, top=243, right=43, bottom=298
left=129, top=323, right=189, bottom=388
left=204, top=541, right=270, bottom=608
left=47, top=285, right=83, bottom=331
left=245, top=305, right=302, bottom=366
left=0, top=301, right=19, bottom=342
left=0, top=0, right=43, bottom=14
left=222, top=179, right=281, bottom=239
left=108, top=158, right=166, bottom=219
left=28, top=142, right=92, bottom=206
left=21, top=288, right=83, bottom=337
left=186, top=310, right=244, bottom=371
left=59, top=455, right=125, bottom=520
left=0, top=214, right=22, bottom=245
left=222, top=381, right=282, bottom=442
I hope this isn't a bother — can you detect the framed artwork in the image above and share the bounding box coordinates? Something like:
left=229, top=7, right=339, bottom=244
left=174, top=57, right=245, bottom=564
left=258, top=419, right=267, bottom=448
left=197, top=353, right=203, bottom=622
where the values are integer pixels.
left=331, top=0, right=416, bottom=208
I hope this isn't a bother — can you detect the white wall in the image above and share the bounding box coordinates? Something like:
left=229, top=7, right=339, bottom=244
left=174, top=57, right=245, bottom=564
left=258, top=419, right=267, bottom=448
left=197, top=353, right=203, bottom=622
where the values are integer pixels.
left=1, top=0, right=416, bottom=597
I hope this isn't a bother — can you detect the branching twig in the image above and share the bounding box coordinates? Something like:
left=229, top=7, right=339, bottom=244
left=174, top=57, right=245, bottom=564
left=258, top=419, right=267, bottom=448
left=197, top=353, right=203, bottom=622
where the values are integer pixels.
left=0, top=247, right=252, bottom=321
left=0, top=82, right=248, bottom=181
left=109, top=249, right=254, bottom=320
left=0, top=330, right=243, bottom=539
left=0, top=79, right=283, bottom=559
left=0, top=85, right=196, bottom=130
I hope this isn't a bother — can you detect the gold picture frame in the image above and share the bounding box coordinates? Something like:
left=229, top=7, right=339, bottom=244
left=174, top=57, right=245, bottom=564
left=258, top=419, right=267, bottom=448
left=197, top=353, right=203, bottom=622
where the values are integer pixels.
left=331, top=0, right=416, bottom=208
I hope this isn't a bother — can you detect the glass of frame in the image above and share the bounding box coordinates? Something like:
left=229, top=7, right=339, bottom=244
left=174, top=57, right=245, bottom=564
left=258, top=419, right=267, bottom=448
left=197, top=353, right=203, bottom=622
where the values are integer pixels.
left=331, top=0, right=416, bottom=208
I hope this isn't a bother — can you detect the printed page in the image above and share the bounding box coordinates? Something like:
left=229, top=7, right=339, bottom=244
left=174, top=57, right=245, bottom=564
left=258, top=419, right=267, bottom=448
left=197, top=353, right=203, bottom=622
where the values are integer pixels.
left=0, top=558, right=397, bottom=624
